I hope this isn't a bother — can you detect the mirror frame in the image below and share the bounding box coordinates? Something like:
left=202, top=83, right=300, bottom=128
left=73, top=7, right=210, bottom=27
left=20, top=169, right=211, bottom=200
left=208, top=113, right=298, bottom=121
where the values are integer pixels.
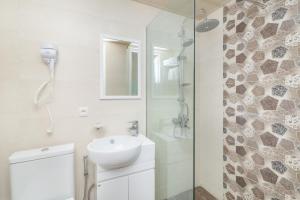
left=99, top=34, right=142, bottom=100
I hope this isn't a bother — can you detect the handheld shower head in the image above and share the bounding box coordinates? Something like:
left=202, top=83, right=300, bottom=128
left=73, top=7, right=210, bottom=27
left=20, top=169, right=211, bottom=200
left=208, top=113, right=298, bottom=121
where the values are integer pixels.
left=182, top=39, right=194, bottom=47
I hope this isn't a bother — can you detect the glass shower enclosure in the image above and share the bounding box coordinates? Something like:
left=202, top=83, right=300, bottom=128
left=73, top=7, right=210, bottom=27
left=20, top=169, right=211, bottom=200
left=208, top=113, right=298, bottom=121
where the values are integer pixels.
left=146, top=2, right=195, bottom=199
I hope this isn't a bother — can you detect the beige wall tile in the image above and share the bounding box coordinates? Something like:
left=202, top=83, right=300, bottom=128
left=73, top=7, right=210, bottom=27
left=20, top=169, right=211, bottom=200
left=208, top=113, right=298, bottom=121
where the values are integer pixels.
left=0, top=0, right=158, bottom=199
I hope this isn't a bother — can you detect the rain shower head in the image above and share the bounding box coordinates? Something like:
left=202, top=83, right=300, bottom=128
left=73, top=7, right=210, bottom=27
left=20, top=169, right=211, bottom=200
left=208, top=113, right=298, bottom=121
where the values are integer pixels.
left=196, top=8, right=220, bottom=33
left=196, top=18, right=220, bottom=32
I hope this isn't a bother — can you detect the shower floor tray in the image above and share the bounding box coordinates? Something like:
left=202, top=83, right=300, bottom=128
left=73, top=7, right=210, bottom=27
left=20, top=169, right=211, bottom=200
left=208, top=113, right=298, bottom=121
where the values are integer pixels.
left=165, top=186, right=217, bottom=200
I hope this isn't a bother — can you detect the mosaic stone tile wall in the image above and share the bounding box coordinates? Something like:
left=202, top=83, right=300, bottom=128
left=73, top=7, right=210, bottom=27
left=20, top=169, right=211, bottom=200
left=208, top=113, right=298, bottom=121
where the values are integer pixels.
left=223, top=0, right=300, bottom=199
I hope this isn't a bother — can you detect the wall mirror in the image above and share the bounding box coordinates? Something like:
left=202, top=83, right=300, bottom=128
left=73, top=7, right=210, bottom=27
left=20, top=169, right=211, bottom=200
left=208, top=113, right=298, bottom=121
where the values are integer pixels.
left=100, top=35, right=141, bottom=100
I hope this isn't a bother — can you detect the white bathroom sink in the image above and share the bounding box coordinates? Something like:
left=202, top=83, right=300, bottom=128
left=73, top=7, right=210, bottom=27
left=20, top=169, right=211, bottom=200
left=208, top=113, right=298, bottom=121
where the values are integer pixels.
left=87, top=135, right=142, bottom=169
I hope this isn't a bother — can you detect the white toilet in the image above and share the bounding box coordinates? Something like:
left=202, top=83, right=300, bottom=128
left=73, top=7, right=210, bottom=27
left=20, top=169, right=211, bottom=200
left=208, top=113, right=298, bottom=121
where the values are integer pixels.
left=9, top=144, right=75, bottom=200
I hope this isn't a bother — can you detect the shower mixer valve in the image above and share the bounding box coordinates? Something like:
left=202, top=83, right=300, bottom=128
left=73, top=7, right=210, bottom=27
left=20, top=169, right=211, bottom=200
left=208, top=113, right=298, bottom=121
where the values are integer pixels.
left=172, top=114, right=190, bottom=129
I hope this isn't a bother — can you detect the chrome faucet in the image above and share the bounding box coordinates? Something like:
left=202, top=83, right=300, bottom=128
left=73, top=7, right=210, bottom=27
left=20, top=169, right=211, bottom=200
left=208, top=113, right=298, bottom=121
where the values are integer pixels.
left=128, top=121, right=139, bottom=136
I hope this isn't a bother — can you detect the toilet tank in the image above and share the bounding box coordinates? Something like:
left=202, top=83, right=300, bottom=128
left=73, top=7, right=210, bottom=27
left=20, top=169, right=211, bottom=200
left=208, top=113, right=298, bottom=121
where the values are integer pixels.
left=9, top=144, right=75, bottom=200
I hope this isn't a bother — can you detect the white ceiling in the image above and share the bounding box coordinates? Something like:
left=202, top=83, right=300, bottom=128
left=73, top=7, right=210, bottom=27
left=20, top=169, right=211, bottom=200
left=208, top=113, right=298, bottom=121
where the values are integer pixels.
left=132, top=0, right=229, bottom=18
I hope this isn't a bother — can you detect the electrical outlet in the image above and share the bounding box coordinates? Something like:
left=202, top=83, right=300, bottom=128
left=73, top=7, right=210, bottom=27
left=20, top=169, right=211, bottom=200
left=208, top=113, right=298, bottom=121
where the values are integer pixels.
left=79, top=107, right=89, bottom=117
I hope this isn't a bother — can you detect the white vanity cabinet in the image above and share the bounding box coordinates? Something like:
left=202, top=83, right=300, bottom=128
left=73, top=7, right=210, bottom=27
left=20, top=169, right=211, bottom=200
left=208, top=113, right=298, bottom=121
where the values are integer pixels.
left=98, top=169, right=155, bottom=200
left=129, top=169, right=155, bottom=200
left=98, top=176, right=128, bottom=200
left=96, top=135, right=155, bottom=200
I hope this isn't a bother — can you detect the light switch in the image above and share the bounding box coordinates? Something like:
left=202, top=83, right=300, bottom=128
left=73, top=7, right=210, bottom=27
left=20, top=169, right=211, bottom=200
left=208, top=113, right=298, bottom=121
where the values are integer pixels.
left=79, top=107, right=89, bottom=117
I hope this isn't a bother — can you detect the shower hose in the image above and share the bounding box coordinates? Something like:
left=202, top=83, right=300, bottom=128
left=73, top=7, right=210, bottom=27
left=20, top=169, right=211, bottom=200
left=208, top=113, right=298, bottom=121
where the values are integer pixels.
left=83, top=156, right=95, bottom=200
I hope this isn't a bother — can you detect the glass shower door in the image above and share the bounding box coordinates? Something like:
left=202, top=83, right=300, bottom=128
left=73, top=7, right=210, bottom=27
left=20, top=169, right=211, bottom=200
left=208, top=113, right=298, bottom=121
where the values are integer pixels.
left=146, top=5, right=195, bottom=200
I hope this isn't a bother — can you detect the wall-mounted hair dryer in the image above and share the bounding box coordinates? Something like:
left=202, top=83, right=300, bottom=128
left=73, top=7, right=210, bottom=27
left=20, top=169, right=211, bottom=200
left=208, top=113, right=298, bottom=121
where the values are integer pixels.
left=34, top=43, right=58, bottom=134
left=40, top=43, right=58, bottom=79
